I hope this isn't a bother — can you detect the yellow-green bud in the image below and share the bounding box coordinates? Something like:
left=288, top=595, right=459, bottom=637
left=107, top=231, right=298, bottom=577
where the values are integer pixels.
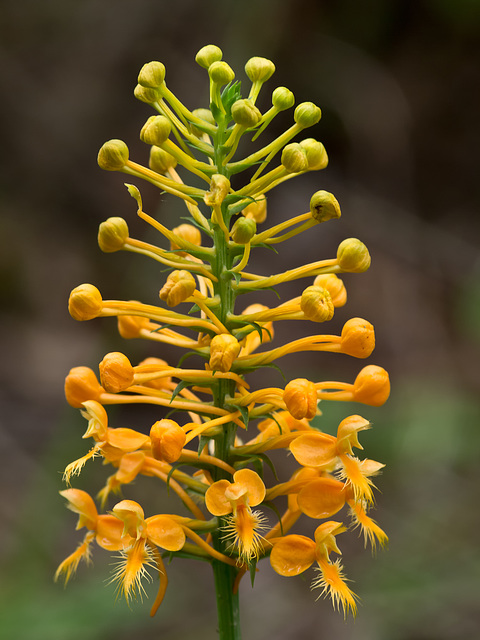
left=242, top=196, right=267, bottom=223
left=195, top=45, right=223, bottom=69
left=149, top=146, right=177, bottom=173
left=337, top=238, right=371, bottom=273
left=190, top=108, right=216, bottom=137
left=272, top=86, right=295, bottom=110
left=300, top=139, right=328, bottom=170
left=209, top=334, right=240, bottom=372
left=137, top=61, right=166, bottom=88
left=231, top=216, right=257, bottom=244
left=300, top=285, right=335, bottom=322
left=281, top=143, right=309, bottom=173
left=140, top=115, right=171, bottom=146
left=245, top=57, right=275, bottom=83
left=204, top=174, right=230, bottom=206
left=99, top=352, right=134, bottom=393
left=208, top=60, right=235, bottom=85
left=231, top=99, right=262, bottom=128
left=134, top=83, right=161, bottom=104
left=310, top=191, right=341, bottom=223
left=68, top=284, right=103, bottom=321
left=159, top=270, right=196, bottom=307
left=98, top=217, right=129, bottom=253
left=294, top=102, right=322, bottom=128
left=97, top=139, right=129, bottom=171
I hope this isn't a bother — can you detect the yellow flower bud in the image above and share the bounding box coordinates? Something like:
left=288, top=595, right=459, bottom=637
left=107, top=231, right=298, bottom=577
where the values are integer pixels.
left=313, top=274, right=346, bottom=307
left=99, top=352, right=134, bottom=393
left=140, top=115, right=171, bottom=146
left=340, top=318, right=375, bottom=358
left=159, top=270, right=196, bottom=307
left=272, top=86, right=295, bottom=110
left=64, top=366, right=104, bottom=408
left=231, top=99, right=262, bottom=128
left=190, top=108, right=216, bottom=137
left=294, top=102, right=322, bottom=128
left=337, top=238, right=371, bottom=272
left=134, top=83, right=161, bottom=104
left=245, top=57, right=275, bottom=83
left=138, top=357, right=172, bottom=390
left=283, top=378, right=318, bottom=420
left=300, top=139, right=328, bottom=171
left=195, top=45, right=223, bottom=69
left=204, top=174, right=230, bottom=206
left=353, top=365, right=390, bottom=406
left=281, top=143, right=309, bottom=173
left=208, top=60, right=235, bottom=85
left=150, top=419, right=186, bottom=463
left=242, top=196, right=267, bottom=223
left=310, top=190, right=341, bottom=223
left=117, top=312, right=149, bottom=339
left=171, top=223, right=202, bottom=252
left=149, top=146, right=177, bottom=173
left=137, top=61, right=166, bottom=88
left=231, top=216, right=257, bottom=244
left=97, top=139, right=129, bottom=171
left=300, top=285, right=335, bottom=322
left=68, top=284, right=103, bottom=321
left=209, top=334, right=241, bottom=372
left=98, top=217, right=129, bottom=253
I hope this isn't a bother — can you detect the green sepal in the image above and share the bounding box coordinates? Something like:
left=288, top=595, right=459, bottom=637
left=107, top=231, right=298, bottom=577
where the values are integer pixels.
left=210, top=101, right=222, bottom=123
left=177, top=351, right=203, bottom=367
left=188, top=303, right=201, bottom=315
left=151, top=323, right=173, bottom=333
left=237, top=405, right=250, bottom=429
left=260, top=500, right=284, bottom=537
left=221, top=81, right=243, bottom=120
left=249, top=558, right=258, bottom=587
left=233, top=362, right=286, bottom=382
left=179, top=216, right=214, bottom=237
left=198, top=434, right=211, bottom=455
left=170, top=380, right=192, bottom=403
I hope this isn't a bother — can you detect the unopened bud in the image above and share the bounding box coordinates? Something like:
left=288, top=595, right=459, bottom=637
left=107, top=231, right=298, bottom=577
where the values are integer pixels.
left=208, top=60, right=235, bottom=85
left=340, top=318, right=375, bottom=358
left=300, top=139, right=328, bottom=171
left=209, top=333, right=240, bottom=372
left=204, top=174, right=230, bottom=206
left=140, top=115, right=171, bottom=146
left=284, top=378, right=318, bottom=420
left=149, top=146, right=177, bottom=173
left=150, top=419, right=186, bottom=463
left=313, top=274, right=346, bottom=307
left=159, top=270, right=196, bottom=307
left=138, top=357, right=171, bottom=390
left=98, top=217, right=129, bottom=253
left=137, top=61, right=166, bottom=88
left=353, top=365, right=390, bottom=406
left=242, top=196, right=267, bottom=223
left=336, top=415, right=371, bottom=455
left=245, top=57, right=275, bottom=83
left=294, top=102, right=322, bottom=128
left=300, top=285, right=334, bottom=322
left=171, top=223, right=202, bottom=252
left=231, top=216, right=256, bottom=244
left=337, top=238, right=371, bottom=273
left=117, top=312, right=149, bottom=339
left=97, top=139, right=129, bottom=171
left=281, top=143, right=309, bottom=173
left=190, top=108, right=216, bottom=137
left=99, top=352, right=134, bottom=393
left=65, top=366, right=104, bottom=408
left=310, top=190, right=341, bottom=223
left=231, top=99, right=262, bottom=128
left=134, top=83, right=161, bottom=104
left=195, top=45, right=223, bottom=69
left=272, top=86, right=295, bottom=111
left=69, top=284, right=103, bottom=321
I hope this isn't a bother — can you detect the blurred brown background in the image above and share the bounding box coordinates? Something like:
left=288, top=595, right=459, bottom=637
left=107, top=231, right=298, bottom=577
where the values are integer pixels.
left=1, top=1, right=480, bottom=639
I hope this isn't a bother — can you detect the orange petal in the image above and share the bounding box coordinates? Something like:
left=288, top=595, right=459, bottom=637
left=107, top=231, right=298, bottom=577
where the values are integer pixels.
left=297, top=478, right=348, bottom=519
left=205, top=479, right=233, bottom=516
left=60, top=488, right=98, bottom=530
left=146, top=515, right=186, bottom=551
left=107, top=428, right=150, bottom=452
left=289, top=432, right=337, bottom=468
left=232, top=469, right=266, bottom=507
left=270, top=534, right=316, bottom=576
left=96, top=515, right=132, bottom=551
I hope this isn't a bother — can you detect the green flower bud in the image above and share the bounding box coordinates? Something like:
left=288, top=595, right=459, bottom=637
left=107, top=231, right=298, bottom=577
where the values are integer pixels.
left=294, top=102, right=322, bottom=128
left=299, top=138, right=328, bottom=170
left=281, top=143, right=309, bottom=173
left=245, top=57, right=275, bottom=83
left=98, top=217, right=129, bottom=252
left=137, top=61, right=166, bottom=88
left=159, top=270, right=197, bottom=307
left=190, top=108, right=216, bottom=137
left=149, top=146, right=177, bottom=173
left=195, top=45, right=223, bottom=69
left=134, top=83, right=161, bottom=104
left=204, top=174, right=231, bottom=206
left=208, top=60, right=235, bottom=85
left=231, top=99, right=262, bottom=128
left=272, top=86, right=295, bottom=111
left=97, top=139, right=129, bottom=171
left=310, top=191, right=341, bottom=223
left=337, top=238, right=371, bottom=273
left=140, top=115, right=171, bottom=146
left=300, top=285, right=334, bottom=322
left=231, top=216, right=257, bottom=244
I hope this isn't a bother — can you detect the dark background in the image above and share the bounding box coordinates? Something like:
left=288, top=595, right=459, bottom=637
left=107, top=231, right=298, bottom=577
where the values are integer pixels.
left=1, top=1, right=480, bottom=639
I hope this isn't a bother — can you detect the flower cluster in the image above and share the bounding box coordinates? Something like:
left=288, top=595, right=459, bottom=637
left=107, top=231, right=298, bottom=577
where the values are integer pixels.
left=57, top=45, right=390, bottom=625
